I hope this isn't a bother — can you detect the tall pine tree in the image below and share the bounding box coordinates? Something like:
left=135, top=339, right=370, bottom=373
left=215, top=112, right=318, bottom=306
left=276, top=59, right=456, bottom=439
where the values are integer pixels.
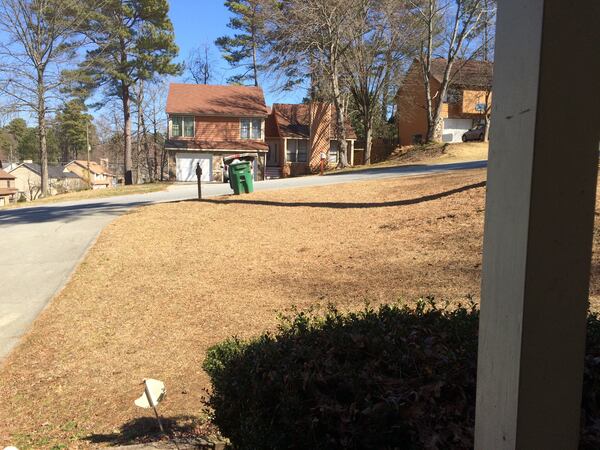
left=215, top=0, right=266, bottom=86
left=77, top=0, right=180, bottom=184
left=55, top=99, right=93, bottom=162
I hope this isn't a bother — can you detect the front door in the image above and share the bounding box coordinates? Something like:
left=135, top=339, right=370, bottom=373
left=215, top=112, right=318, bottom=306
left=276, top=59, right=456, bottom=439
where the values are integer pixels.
left=267, top=143, right=279, bottom=166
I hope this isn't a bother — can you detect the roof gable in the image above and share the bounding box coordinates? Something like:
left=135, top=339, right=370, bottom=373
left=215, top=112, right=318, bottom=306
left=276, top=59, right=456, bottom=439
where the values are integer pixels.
left=67, top=160, right=114, bottom=176
left=430, top=58, right=493, bottom=89
left=272, top=104, right=311, bottom=138
left=270, top=103, right=357, bottom=140
left=166, top=84, right=269, bottom=117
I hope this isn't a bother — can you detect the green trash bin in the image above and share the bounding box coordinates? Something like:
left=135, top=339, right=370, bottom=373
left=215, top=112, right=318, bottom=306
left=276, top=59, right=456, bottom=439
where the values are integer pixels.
left=228, top=161, right=254, bottom=194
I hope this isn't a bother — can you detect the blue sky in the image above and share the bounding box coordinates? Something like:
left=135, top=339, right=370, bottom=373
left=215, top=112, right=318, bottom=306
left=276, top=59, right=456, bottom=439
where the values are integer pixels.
left=168, top=0, right=304, bottom=106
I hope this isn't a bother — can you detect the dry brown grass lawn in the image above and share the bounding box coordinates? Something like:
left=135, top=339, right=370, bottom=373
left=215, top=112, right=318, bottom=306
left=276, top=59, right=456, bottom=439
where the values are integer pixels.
left=1, top=168, right=599, bottom=448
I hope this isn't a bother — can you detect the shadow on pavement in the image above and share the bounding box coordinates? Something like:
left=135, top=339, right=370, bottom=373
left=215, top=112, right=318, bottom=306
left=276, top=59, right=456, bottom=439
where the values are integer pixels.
left=198, top=181, right=487, bottom=209
left=0, top=200, right=150, bottom=225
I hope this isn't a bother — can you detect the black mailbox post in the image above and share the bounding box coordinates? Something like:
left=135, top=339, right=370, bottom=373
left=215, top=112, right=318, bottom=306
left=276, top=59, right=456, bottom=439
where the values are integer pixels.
left=196, top=162, right=202, bottom=200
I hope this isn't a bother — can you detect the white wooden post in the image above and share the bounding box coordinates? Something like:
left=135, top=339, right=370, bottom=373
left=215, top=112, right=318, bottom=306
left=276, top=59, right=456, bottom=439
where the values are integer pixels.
left=475, top=1, right=600, bottom=449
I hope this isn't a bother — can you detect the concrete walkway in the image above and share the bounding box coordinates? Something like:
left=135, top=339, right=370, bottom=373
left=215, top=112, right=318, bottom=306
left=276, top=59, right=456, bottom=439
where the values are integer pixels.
left=0, top=160, right=486, bottom=360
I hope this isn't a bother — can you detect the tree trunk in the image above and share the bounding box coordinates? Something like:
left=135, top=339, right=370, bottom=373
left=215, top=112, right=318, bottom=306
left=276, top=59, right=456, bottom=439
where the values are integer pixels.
left=426, top=58, right=455, bottom=143
left=252, top=38, right=259, bottom=87
left=330, top=62, right=349, bottom=167
left=364, top=122, right=373, bottom=165
left=37, top=79, right=48, bottom=197
left=122, top=81, right=133, bottom=185
left=427, top=105, right=445, bottom=143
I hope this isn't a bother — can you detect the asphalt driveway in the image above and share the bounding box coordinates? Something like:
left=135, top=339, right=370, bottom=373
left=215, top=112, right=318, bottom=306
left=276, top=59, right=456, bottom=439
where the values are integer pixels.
left=0, top=160, right=486, bottom=360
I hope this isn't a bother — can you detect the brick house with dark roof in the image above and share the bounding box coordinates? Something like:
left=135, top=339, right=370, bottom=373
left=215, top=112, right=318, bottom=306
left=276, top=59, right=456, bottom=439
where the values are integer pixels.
left=265, top=103, right=356, bottom=178
left=396, top=58, right=493, bottom=145
left=165, top=83, right=357, bottom=181
left=165, top=83, right=270, bottom=182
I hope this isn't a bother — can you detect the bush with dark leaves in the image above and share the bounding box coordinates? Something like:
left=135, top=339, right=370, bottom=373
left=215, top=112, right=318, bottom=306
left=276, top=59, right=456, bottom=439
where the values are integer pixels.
left=203, top=300, right=600, bottom=450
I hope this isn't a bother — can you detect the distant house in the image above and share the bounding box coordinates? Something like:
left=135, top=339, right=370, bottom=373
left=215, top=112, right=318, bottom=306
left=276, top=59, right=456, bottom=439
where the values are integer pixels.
left=165, top=83, right=270, bottom=182
left=396, top=58, right=493, bottom=145
left=63, top=160, right=117, bottom=189
left=10, top=162, right=85, bottom=200
left=265, top=103, right=357, bottom=178
left=0, top=168, right=17, bottom=206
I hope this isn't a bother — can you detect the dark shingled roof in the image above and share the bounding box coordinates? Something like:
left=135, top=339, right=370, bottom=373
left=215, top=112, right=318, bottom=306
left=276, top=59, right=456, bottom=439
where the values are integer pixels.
left=270, top=103, right=357, bottom=140
left=14, top=163, right=80, bottom=179
left=430, top=58, right=493, bottom=89
left=272, top=104, right=311, bottom=138
left=166, top=84, right=268, bottom=117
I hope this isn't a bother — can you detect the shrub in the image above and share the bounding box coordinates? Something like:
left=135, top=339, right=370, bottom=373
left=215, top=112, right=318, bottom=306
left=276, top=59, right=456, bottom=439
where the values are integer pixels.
left=203, top=300, right=600, bottom=450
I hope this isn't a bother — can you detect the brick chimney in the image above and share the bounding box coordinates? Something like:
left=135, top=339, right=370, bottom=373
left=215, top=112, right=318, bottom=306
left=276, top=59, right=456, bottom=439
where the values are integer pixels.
left=309, top=103, right=332, bottom=171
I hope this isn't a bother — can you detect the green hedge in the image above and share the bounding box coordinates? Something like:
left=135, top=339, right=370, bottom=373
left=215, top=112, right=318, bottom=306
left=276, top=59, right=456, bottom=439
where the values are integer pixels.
left=203, top=300, right=600, bottom=449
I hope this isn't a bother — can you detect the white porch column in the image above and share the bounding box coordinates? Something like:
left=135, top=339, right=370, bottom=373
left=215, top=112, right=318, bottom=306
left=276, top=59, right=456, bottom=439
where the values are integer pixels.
left=475, top=1, right=600, bottom=449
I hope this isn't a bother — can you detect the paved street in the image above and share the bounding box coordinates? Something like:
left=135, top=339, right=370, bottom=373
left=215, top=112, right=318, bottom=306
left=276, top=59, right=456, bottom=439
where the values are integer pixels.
left=0, top=160, right=486, bottom=360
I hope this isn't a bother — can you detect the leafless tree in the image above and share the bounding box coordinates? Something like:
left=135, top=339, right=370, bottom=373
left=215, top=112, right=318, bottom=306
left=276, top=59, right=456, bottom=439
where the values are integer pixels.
left=187, top=44, right=216, bottom=84
left=133, top=79, right=167, bottom=183
left=266, top=0, right=367, bottom=167
left=479, top=0, right=495, bottom=140
left=410, top=0, right=485, bottom=143
left=143, top=81, right=168, bottom=181
left=343, top=0, right=416, bottom=164
left=93, top=100, right=125, bottom=180
left=0, top=0, right=90, bottom=196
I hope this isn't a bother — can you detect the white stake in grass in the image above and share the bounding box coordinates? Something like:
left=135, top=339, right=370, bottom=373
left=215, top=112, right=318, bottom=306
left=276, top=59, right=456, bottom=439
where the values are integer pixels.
left=134, top=378, right=166, bottom=433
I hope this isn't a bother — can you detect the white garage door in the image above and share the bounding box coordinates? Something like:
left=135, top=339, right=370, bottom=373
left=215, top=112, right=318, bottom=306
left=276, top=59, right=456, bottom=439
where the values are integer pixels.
left=176, top=153, right=211, bottom=182
left=442, top=118, right=473, bottom=143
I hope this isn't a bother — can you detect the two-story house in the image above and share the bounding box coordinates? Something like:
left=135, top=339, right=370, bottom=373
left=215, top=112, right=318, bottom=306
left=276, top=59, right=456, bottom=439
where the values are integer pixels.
left=265, top=103, right=357, bottom=178
left=165, top=84, right=270, bottom=182
left=396, top=58, right=493, bottom=145
left=0, top=168, right=17, bottom=206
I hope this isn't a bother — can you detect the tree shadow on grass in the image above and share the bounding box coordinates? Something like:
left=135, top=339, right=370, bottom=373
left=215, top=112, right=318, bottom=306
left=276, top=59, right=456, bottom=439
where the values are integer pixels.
left=196, top=181, right=486, bottom=209
left=84, top=415, right=222, bottom=448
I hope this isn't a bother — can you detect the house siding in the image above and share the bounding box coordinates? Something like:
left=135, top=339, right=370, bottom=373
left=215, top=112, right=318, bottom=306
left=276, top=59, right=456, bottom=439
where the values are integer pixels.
left=462, top=89, right=492, bottom=114
left=195, top=116, right=241, bottom=142
left=309, top=103, right=332, bottom=170
left=397, top=64, right=439, bottom=146
left=11, top=166, right=43, bottom=199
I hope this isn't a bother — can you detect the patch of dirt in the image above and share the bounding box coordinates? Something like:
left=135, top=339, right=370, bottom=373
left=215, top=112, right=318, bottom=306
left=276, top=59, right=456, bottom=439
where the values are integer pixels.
left=0, top=168, right=598, bottom=447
